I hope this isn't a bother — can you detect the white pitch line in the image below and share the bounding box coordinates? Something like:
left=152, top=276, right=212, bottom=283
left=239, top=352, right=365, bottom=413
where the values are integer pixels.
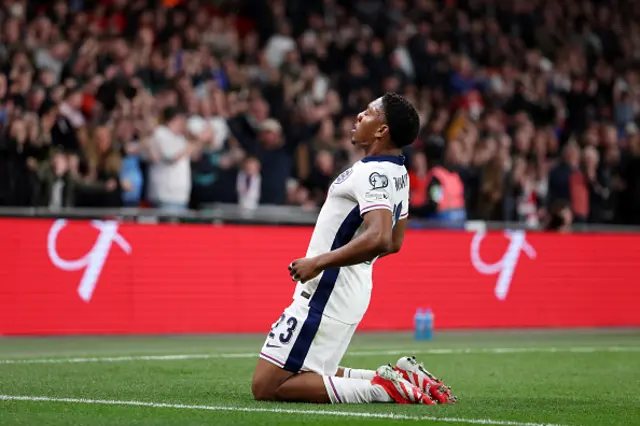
left=0, top=394, right=569, bottom=426
left=0, top=346, right=638, bottom=365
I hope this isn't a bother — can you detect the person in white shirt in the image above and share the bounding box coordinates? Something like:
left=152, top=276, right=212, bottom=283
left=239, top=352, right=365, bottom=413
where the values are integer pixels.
left=237, top=156, right=261, bottom=210
left=252, top=93, right=456, bottom=406
left=146, top=107, right=208, bottom=212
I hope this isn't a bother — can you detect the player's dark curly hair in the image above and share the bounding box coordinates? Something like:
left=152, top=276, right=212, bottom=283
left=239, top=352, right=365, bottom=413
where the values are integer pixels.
left=382, top=92, right=420, bottom=148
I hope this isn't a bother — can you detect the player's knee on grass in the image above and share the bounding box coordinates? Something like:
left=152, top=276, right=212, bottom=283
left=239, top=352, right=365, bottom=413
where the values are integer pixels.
left=251, top=378, right=277, bottom=401
left=252, top=359, right=293, bottom=401
left=251, top=371, right=281, bottom=401
left=274, top=372, right=330, bottom=403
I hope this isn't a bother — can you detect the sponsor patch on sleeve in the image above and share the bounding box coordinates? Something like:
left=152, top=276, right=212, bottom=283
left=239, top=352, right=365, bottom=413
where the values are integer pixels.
left=363, top=190, right=389, bottom=202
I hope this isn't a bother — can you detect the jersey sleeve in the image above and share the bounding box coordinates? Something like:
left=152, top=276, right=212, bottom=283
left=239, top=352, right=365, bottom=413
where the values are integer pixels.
left=399, top=179, right=410, bottom=221
left=353, top=165, right=393, bottom=217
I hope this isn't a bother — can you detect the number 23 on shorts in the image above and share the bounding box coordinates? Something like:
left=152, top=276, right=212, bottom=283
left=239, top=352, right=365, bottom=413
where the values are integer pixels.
left=268, top=314, right=298, bottom=345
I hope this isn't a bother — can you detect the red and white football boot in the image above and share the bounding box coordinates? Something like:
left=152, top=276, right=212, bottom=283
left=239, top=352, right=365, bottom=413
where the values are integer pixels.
left=394, top=356, right=457, bottom=404
left=371, top=365, right=436, bottom=405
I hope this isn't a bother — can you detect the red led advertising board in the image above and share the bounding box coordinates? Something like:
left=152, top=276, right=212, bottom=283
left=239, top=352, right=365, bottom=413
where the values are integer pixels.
left=0, top=219, right=638, bottom=335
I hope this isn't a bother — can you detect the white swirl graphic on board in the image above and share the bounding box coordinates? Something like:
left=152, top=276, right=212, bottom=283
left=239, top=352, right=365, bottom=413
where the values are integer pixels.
left=47, top=219, right=132, bottom=302
left=470, top=230, right=536, bottom=301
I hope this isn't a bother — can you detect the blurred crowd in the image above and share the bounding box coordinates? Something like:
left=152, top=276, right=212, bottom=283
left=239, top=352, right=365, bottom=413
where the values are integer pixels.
left=0, top=0, right=639, bottom=226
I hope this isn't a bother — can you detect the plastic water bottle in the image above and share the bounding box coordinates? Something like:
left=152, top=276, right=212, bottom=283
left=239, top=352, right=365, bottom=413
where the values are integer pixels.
left=414, top=308, right=434, bottom=341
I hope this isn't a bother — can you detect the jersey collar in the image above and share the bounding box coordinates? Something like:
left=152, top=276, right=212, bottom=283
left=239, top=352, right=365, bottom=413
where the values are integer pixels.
left=361, top=155, right=406, bottom=165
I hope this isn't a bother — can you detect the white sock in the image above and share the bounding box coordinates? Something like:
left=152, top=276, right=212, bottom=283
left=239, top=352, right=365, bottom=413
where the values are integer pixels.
left=323, top=376, right=393, bottom=404
left=341, top=367, right=376, bottom=380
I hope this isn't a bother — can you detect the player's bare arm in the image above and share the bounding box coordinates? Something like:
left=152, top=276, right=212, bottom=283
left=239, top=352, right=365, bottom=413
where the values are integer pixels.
left=288, top=209, right=393, bottom=283
left=377, top=217, right=407, bottom=259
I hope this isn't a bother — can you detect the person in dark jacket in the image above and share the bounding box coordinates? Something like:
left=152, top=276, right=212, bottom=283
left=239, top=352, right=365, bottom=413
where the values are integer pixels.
left=36, top=148, right=76, bottom=207
left=547, top=142, right=581, bottom=212
left=255, top=118, right=295, bottom=205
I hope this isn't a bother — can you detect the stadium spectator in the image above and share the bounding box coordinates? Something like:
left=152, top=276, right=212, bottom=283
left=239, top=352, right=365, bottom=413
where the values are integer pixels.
left=36, top=148, right=76, bottom=208
left=237, top=155, right=262, bottom=210
left=254, top=118, right=292, bottom=205
left=146, top=107, right=199, bottom=212
left=410, top=139, right=466, bottom=226
left=548, top=143, right=582, bottom=220
left=544, top=200, right=574, bottom=232
left=74, top=124, right=122, bottom=208
left=618, top=128, right=640, bottom=224
left=303, top=149, right=336, bottom=206
left=0, top=0, right=638, bottom=228
left=408, top=151, right=429, bottom=211
left=115, top=118, right=144, bottom=207
left=1, top=116, right=40, bottom=206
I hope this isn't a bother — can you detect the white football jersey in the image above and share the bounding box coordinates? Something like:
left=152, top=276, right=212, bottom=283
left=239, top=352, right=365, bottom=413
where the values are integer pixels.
left=292, top=155, right=410, bottom=324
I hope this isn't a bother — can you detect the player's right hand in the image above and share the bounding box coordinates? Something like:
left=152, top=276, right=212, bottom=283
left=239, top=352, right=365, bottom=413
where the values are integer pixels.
left=288, top=257, right=322, bottom=284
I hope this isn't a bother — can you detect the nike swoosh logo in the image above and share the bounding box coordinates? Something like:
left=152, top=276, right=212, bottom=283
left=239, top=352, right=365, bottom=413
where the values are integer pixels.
left=265, top=343, right=281, bottom=349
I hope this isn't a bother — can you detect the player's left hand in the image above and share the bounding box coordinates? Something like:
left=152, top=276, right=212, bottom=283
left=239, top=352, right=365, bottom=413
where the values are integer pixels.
left=288, top=258, right=322, bottom=284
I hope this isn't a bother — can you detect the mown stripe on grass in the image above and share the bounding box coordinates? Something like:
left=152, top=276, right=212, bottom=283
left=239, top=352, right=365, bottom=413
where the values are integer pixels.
left=0, top=346, right=639, bottom=365
left=0, top=394, right=570, bottom=426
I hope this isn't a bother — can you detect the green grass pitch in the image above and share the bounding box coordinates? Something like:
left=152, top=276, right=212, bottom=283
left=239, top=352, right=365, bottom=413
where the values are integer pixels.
left=0, top=330, right=638, bottom=426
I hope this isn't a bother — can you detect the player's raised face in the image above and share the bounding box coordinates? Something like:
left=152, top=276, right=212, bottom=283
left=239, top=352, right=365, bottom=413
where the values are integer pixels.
left=351, top=97, right=389, bottom=146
